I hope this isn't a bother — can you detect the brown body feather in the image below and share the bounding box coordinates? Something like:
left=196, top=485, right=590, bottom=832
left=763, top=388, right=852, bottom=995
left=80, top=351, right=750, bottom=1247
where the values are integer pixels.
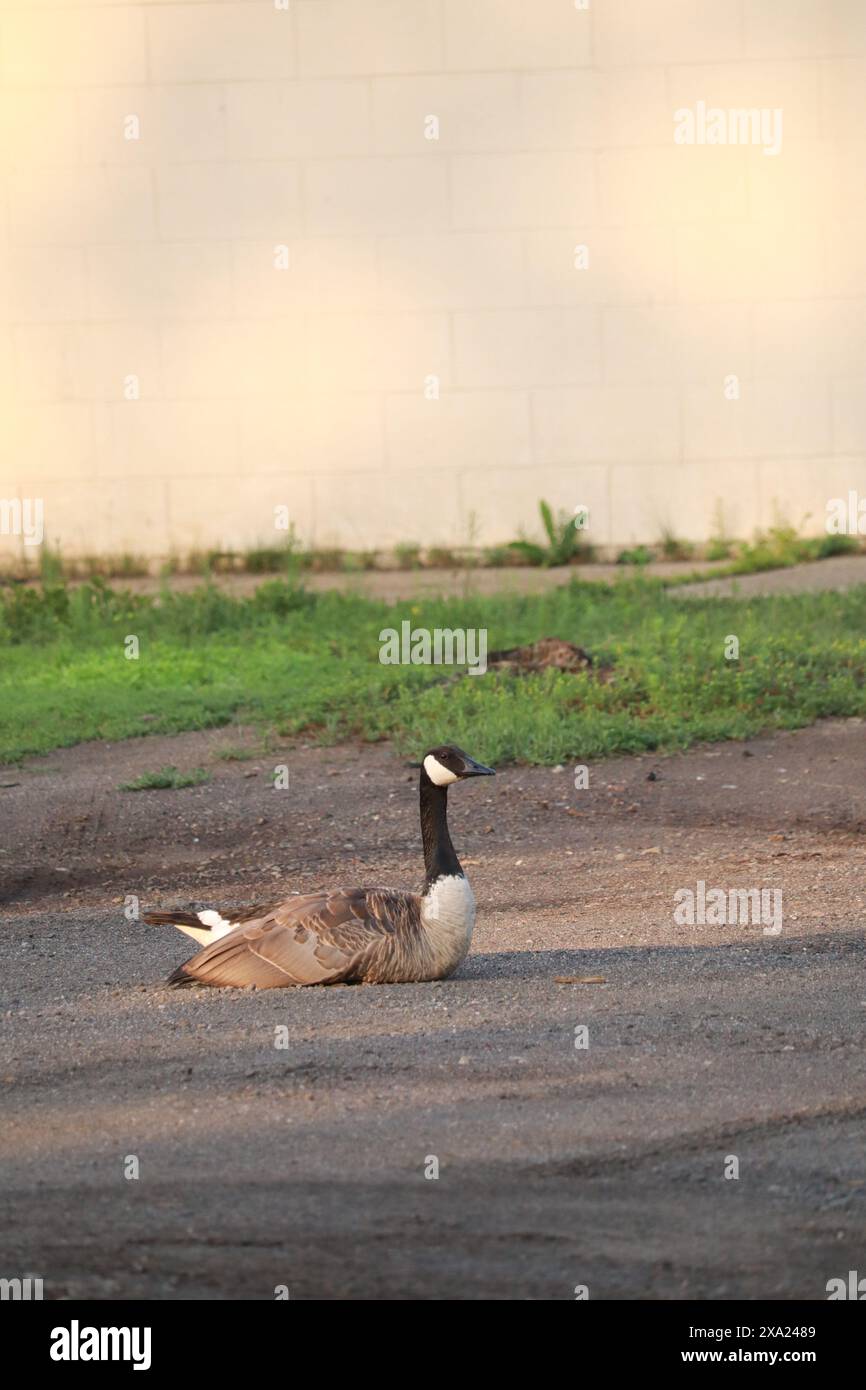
left=160, top=888, right=455, bottom=989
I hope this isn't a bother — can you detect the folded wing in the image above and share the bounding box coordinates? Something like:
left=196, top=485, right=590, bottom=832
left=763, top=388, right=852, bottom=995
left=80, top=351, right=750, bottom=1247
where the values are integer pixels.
left=168, top=889, right=409, bottom=988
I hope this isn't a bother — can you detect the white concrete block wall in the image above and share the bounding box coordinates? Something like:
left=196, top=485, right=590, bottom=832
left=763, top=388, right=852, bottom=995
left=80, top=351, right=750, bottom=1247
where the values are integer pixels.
left=1, top=0, right=865, bottom=563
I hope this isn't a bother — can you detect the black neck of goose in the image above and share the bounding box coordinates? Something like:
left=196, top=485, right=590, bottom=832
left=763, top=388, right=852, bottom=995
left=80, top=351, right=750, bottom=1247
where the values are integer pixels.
left=420, top=772, right=462, bottom=889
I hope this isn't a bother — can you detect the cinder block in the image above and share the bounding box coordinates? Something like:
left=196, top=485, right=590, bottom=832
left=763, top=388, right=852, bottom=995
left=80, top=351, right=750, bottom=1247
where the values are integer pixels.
left=378, top=232, right=525, bottom=310
left=79, top=476, right=169, bottom=554
left=827, top=1, right=866, bottom=55
left=14, top=324, right=162, bottom=402
left=305, top=157, right=449, bottom=235
left=821, top=59, right=866, bottom=136
left=830, top=140, right=866, bottom=226
left=227, top=81, right=370, bottom=160
left=610, top=462, right=758, bottom=544
left=682, top=383, right=750, bottom=460
left=683, top=379, right=831, bottom=459
left=0, top=88, right=80, bottom=167
left=533, top=385, right=680, bottom=464
left=454, top=308, right=601, bottom=388
left=527, top=227, right=676, bottom=306
left=307, top=312, right=450, bottom=391
left=596, top=0, right=742, bottom=65
left=603, top=306, right=685, bottom=386
left=459, top=466, right=609, bottom=546
left=312, top=471, right=462, bottom=547
left=603, top=305, right=751, bottom=385
left=519, top=69, right=675, bottom=151
left=833, top=379, right=866, bottom=453
left=519, top=72, right=602, bottom=150
left=443, top=0, right=592, bottom=71
left=0, top=329, right=13, bottom=407
left=600, top=147, right=748, bottom=226
left=5, top=403, right=93, bottom=478
left=94, top=477, right=169, bottom=554
left=1, top=7, right=146, bottom=85
left=148, top=3, right=295, bottom=82
left=240, top=394, right=384, bottom=474
left=754, top=300, right=866, bottom=379
left=81, top=324, right=163, bottom=402
left=758, top=457, right=866, bottom=533
left=297, top=0, right=442, bottom=77
left=826, top=219, right=866, bottom=296
left=168, top=475, right=315, bottom=550
left=160, top=320, right=307, bottom=398
left=87, top=243, right=233, bottom=322
left=499, top=69, right=674, bottom=153
left=5, top=477, right=168, bottom=558
left=158, top=162, right=301, bottom=241
left=596, top=68, right=677, bottom=148
left=233, top=238, right=379, bottom=316
left=452, top=152, right=596, bottom=230
left=78, top=86, right=227, bottom=165
left=675, top=221, right=826, bottom=299
left=104, top=400, right=240, bottom=478
left=384, top=391, right=532, bottom=470
left=372, top=75, right=520, bottom=154
left=8, top=167, right=154, bottom=244
left=5, top=247, right=88, bottom=322
left=744, top=0, right=832, bottom=60
left=748, top=141, right=839, bottom=225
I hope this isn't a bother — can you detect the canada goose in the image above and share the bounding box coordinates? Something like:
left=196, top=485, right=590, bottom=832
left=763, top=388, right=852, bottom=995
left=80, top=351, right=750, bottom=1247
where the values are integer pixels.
left=144, top=745, right=495, bottom=988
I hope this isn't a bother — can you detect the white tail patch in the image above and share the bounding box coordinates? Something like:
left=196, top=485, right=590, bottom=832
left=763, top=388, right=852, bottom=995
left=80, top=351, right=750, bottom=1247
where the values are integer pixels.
left=174, top=909, right=235, bottom=947
left=197, top=910, right=233, bottom=937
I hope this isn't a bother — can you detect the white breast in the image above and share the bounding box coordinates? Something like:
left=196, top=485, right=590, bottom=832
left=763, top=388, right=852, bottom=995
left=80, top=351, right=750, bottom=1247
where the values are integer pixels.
left=420, top=874, right=476, bottom=973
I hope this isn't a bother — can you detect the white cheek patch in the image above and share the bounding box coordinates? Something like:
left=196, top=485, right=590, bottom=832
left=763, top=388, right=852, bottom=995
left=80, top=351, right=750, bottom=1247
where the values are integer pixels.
left=423, top=754, right=459, bottom=786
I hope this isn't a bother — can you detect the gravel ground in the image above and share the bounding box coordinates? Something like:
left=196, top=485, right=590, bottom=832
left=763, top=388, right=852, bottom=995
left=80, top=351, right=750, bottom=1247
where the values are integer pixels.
left=6, top=559, right=725, bottom=602
left=674, top=554, right=866, bottom=599
left=2, top=722, right=866, bottom=1300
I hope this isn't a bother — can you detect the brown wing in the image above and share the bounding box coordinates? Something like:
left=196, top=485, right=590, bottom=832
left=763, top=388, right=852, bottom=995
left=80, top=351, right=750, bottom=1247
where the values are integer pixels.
left=168, top=888, right=415, bottom=989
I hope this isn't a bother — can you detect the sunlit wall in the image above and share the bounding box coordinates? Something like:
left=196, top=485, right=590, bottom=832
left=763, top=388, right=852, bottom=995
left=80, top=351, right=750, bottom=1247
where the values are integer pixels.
left=1, top=0, right=865, bottom=562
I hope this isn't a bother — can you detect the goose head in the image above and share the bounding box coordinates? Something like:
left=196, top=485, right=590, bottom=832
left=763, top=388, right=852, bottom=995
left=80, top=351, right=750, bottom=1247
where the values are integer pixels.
left=422, top=745, right=496, bottom=787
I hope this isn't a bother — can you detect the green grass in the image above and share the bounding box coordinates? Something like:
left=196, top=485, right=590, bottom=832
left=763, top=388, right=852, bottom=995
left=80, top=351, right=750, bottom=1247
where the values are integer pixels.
left=731, top=525, right=860, bottom=573
left=617, top=545, right=654, bottom=566
left=214, top=742, right=264, bottom=762
left=498, top=498, right=593, bottom=568
left=2, top=574, right=866, bottom=767
left=120, top=765, right=210, bottom=791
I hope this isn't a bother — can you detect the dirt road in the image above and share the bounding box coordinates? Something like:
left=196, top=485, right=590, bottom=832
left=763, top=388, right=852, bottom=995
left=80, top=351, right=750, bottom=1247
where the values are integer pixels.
left=2, top=722, right=865, bottom=1299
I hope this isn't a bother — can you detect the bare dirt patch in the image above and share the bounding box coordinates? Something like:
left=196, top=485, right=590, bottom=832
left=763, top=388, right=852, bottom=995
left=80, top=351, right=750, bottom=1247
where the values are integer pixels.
left=2, top=721, right=865, bottom=1299
left=3, top=718, right=866, bottom=946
